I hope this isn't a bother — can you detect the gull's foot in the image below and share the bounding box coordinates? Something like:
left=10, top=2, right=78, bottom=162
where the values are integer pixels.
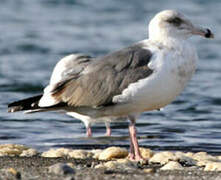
left=128, top=152, right=135, bottom=160
left=128, top=153, right=147, bottom=164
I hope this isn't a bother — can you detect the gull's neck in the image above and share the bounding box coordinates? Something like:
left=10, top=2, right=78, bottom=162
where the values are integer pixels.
left=149, top=35, right=188, bottom=49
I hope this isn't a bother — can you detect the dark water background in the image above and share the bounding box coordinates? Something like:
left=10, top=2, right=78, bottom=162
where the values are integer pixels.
left=1, top=0, right=221, bottom=152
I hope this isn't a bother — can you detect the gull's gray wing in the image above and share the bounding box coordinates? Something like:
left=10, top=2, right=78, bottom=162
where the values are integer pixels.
left=45, top=43, right=153, bottom=107
left=50, top=54, right=93, bottom=84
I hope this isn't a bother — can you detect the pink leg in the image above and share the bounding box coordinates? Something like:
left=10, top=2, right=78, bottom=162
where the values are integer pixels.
left=128, top=116, right=143, bottom=161
left=129, top=131, right=135, bottom=160
left=105, top=126, right=112, bottom=136
left=86, top=127, right=92, bottom=137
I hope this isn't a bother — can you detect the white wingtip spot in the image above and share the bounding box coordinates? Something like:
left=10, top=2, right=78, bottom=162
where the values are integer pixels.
left=38, top=93, right=59, bottom=107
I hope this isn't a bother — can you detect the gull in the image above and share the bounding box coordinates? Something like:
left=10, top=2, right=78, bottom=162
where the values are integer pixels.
left=8, top=10, right=213, bottom=161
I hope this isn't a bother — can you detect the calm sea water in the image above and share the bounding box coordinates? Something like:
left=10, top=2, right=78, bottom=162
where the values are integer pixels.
left=1, top=0, right=221, bottom=152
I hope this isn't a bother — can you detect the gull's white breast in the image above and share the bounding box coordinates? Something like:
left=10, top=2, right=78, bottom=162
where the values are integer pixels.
left=113, top=40, right=197, bottom=112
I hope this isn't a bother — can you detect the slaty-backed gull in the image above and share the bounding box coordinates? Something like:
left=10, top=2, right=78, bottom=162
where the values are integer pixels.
left=8, top=10, right=214, bottom=160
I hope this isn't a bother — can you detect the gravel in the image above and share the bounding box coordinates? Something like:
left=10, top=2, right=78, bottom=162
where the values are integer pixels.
left=0, top=156, right=221, bottom=180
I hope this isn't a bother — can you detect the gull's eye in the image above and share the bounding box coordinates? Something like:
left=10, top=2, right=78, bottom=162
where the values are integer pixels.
left=166, top=17, right=183, bottom=26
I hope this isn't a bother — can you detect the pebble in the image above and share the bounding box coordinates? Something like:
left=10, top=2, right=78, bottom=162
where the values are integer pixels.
left=20, top=148, right=38, bottom=157
left=116, top=158, right=135, bottom=165
left=143, top=168, right=155, bottom=173
left=116, top=159, right=137, bottom=169
left=217, top=156, right=221, bottom=161
left=42, top=148, right=92, bottom=159
left=204, top=162, right=221, bottom=171
left=193, top=152, right=217, bottom=162
left=184, top=152, right=194, bottom=158
left=95, top=159, right=137, bottom=170
left=91, top=149, right=103, bottom=159
left=98, top=147, right=128, bottom=160
left=0, top=144, right=28, bottom=151
left=66, top=163, right=75, bottom=169
left=160, top=161, right=183, bottom=170
left=0, top=144, right=37, bottom=157
left=68, top=150, right=93, bottom=159
left=64, top=176, right=75, bottom=180
left=94, top=163, right=106, bottom=169
left=42, top=148, right=70, bottom=158
left=101, top=161, right=118, bottom=169
left=174, top=152, right=197, bottom=166
left=48, top=163, right=75, bottom=175
left=7, top=168, right=21, bottom=179
left=190, top=152, right=220, bottom=167
left=139, top=148, right=154, bottom=159
left=3, top=143, right=221, bottom=173
left=149, top=151, right=177, bottom=165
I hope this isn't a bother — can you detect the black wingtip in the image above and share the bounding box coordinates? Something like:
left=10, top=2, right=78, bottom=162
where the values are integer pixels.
left=7, top=94, right=43, bottom=113
left=8, top=106, right=23, bottom=113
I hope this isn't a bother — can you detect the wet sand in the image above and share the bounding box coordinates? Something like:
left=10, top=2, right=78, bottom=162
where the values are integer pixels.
left=1, top=156, right=221, bottom=180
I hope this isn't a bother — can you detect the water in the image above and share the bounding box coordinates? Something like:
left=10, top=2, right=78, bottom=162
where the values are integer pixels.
left=1, top=0, right=221, bottom=153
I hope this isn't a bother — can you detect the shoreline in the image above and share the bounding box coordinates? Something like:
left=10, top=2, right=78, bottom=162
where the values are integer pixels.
left=1, top=156, right=221, bottom=180
left=1, top=144, right=221, bottom=179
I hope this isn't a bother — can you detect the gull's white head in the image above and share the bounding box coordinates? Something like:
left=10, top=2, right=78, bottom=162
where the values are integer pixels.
left=149, top=10, right=214, bottom=42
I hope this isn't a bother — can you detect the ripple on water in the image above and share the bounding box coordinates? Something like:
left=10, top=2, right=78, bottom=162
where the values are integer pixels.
left=15, top=43, right=50, bottom=54
left=0, top=83, right=43, bottom=93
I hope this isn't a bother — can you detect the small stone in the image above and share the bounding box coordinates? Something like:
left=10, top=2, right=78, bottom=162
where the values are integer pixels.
left=190, top=152, right=218, bottom=167
left=116, top=158, right=133, bottom=164
left=103, top=161, right=118, bottom=169
left=196, top=160, right=211, bottom=167
left=204, top=162, right=221, bottom=171
left=20, top=148, right=38, bottom=157
left=143, top=168, right=155, bottom=173
left=42, top=148, right=92, bottom=159
left=0, top=149, right=20, bottom=156
left=95, top=159, right=137, bottom=170
left=95, top=161, right=119, bottom=170
left=42, top=148, right=71, bottom=158
left=149, top=151, right=177, bottom=165
left=193, top=152, right=216, bottom=162
left=160, top=161, right=183, bottom=170
left=117, top=159, right=137, bottom=170
left=0, top=144, right=28, bottom=151
left=0, top=144, right=30, bottom=156
left=48, top=163, right=75, bottom=175
left=98, top=147, right=128, bottom=160
left=7, top=168, right=21, bottom=179
left=139, top=148, right=154, bottom=159
left=175, top=152, right=197, bottom=166
left=94, top=164, right=106, bottom=169
left=175, top=151, right=186, bottom=157
left=185, top=152, right=194, bottom=158
left=66, top=163, right=75, bottom=169
left=8, top=168, right=17, bottom=175
left=64, top=176, right=75, bottom=180
left=91, top=149, right=103, bottom=159
left=68, top=150, right=93, bottom=159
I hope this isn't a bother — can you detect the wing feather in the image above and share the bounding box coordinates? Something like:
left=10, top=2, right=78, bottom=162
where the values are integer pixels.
left=49, top=43, right=153, bottom=107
